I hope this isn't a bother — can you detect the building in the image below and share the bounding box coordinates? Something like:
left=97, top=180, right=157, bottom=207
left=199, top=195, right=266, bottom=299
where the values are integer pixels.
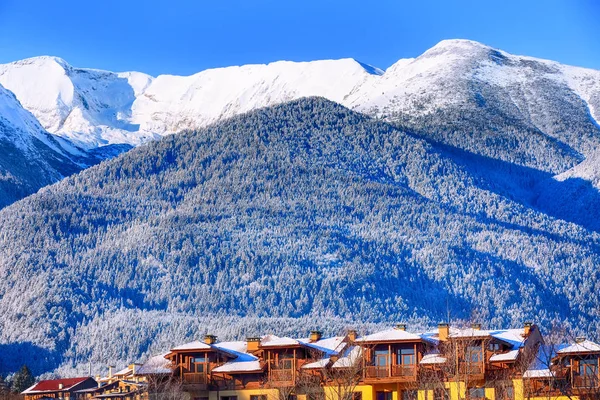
left=22, top=377, right=98, bottom=400
left=25, top=323, right=600, bottom=400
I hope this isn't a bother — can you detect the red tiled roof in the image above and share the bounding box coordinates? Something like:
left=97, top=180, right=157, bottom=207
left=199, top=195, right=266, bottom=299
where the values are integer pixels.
left=24, top=377, right=90, bottom=393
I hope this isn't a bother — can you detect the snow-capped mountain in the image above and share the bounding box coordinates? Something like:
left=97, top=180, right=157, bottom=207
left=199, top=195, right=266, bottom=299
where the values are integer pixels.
left=0, top=56, right=157, bottom=149
left=1, top=40, right=599, bottom=171
left=0, top=82, right=85, bottom=208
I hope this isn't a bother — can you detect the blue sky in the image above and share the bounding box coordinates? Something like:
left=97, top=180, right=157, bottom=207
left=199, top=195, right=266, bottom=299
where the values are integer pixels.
left=0, top=0, right=598, bottom=76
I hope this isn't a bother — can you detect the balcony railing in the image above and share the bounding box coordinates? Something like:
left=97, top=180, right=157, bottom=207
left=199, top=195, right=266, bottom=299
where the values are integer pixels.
left=270, top=369, right=294, bottom=382
left=458, top=364, right=483, bottom=375
left=392, top=365, right=416, bottom=377
left=366, top=366, right=389, bottom=378
left=573, top=375, right=598, bottom=388
left=182, top=373, right=209, bottom=384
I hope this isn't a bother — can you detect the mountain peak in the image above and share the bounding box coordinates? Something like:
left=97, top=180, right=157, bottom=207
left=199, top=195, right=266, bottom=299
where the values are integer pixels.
left=10, top=55, right=71, bottom=70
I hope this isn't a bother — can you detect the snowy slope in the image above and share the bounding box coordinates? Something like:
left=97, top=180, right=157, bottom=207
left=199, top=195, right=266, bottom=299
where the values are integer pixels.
left=1, top=40, right=599, bottom=175
left=0, top=56, right=156, bottom=149
left=131, top=58, right=382, bottom=134
left=1, top=41, right=599, bottom=160
left=0, top=83, right=83, bottom=207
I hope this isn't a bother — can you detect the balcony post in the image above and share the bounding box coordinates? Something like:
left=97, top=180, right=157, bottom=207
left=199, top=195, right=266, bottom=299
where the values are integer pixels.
left=389, top=344, right=392, bottom=377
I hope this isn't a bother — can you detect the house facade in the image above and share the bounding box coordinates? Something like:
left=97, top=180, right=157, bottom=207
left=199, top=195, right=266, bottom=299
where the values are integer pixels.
left=25, top=323, right=600, bottom=400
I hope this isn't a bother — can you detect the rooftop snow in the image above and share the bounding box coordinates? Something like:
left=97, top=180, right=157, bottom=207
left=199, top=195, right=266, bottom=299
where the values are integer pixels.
left=558, top=339, right=600, bottom=354
left=212, top=360, right=263, bottom=373
left=302, top=358, right=331, bottom=370
left=489, top=349, right=520, bottom=362
left=299, top=336, right=346, bottom=355
left=332, top=346, right=363, bottom=369
left=260, top=335, right=301, bottom=347
left=137, top=353, right=172, bottom=375
left=420, top=352, right=447, bottom=365
left=356, top=328, right=423, bottom=342
left=171, top=340, right=212, bottom=351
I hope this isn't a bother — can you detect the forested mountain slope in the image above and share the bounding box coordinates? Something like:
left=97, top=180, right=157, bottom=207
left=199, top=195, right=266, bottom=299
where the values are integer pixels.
left=1, top=98, right=600, bottom=376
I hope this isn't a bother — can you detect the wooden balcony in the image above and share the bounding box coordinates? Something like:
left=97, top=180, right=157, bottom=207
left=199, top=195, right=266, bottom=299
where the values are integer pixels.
left=458, top=364, right=483, bottom=375
left=365, top=365, right=417, bottom=382
left=573, top=375, right=598, bottom=388
left=182, top=372, right=209, bottom=385
left=270, top=368, right=294, bottom=383
left=392, top=365, right=416, bottom=379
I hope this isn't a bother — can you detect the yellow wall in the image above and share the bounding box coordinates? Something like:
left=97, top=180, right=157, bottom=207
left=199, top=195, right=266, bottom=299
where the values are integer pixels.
left=207, top=388, right=280, bottom=400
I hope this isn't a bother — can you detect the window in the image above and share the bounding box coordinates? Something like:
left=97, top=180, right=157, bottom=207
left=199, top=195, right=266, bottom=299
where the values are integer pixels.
left=402, top=390, right=417, bottom=400
left=191, top=355, right=207, bottom=373
left=468, top=388, right=485, bottom=399
left=353, top=393, right=362, bottom=400
left=250, top=396, right=267, bottom=400
left=467, top=346, right=483, bottom=363
left=489, top=343, right=501, bottom=352
left=374, top=350, right=389, bottom=367
left=580, top=358, right=598, bottom=376
left=397, top=348, right=415, bottom=365
left=376, top=392, right=393, bottom=400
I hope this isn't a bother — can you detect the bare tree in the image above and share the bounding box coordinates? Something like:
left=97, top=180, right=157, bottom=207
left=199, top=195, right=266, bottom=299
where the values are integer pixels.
left=146, top=377, right=186, bottom=400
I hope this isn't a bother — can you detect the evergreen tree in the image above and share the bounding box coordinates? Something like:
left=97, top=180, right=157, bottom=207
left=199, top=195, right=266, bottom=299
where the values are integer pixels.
left=11, top=365, right=34, bottom=393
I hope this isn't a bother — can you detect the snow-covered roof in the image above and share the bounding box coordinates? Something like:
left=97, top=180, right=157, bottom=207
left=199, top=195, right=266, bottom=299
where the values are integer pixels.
left=114, top=367, right=132, bottom=376
left=302, top=358, right=331, bottom=370
left=523, top=344, right=565, bottom=379
left=450, top=328, right=492, bottom=339
left=558, top=339, right=600, bottom=354
left=355, top=328, right=423, bottom=343
left=332, top=346, right=363, bottom=369
left=489, top=349, right=520, bottom=362
left=214, top=341, right=248, bottom=354
left=299, top=336, right=346, bottom=355
left=212, top=360, right=263, bottom=374
left=169, top=340, right=240, bottom=358
left=489, top=329, right=528, bottom=348
left=137, top=353, right=172, bottom=375
left=260, top=335, right=301, bottom=347
left=523, top=368, right=554, bottom=378
left=420, top=352, right=447, bottom=365
left=214, top=341, right=258, bottom=362
left=171, top=340, right=212, bottom=351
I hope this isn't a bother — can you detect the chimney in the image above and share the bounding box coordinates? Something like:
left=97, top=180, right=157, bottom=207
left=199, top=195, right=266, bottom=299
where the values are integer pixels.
left=58, top=383, right=64, bottom=390
left=204, top=334, right=217, bottom=345
left=471, top=323, right=481, bottom=330
left=524, top=322, right=533, bottom=337
left=347, top=330, right=357, bottom=342
left=310, top=330, right=322, bottom=342
left=395, top=324, right=407, bottom=331
left=576, top=336, right=586, bottom=343
left=438, top=323, right=449, bottom=341
left=247, top=337, right=261, bottom=352
left=108, top=366, right=115, bottom=379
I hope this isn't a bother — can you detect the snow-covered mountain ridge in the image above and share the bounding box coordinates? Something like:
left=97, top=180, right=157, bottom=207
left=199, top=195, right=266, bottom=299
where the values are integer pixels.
left=2, top=39, right=599, bottom=155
